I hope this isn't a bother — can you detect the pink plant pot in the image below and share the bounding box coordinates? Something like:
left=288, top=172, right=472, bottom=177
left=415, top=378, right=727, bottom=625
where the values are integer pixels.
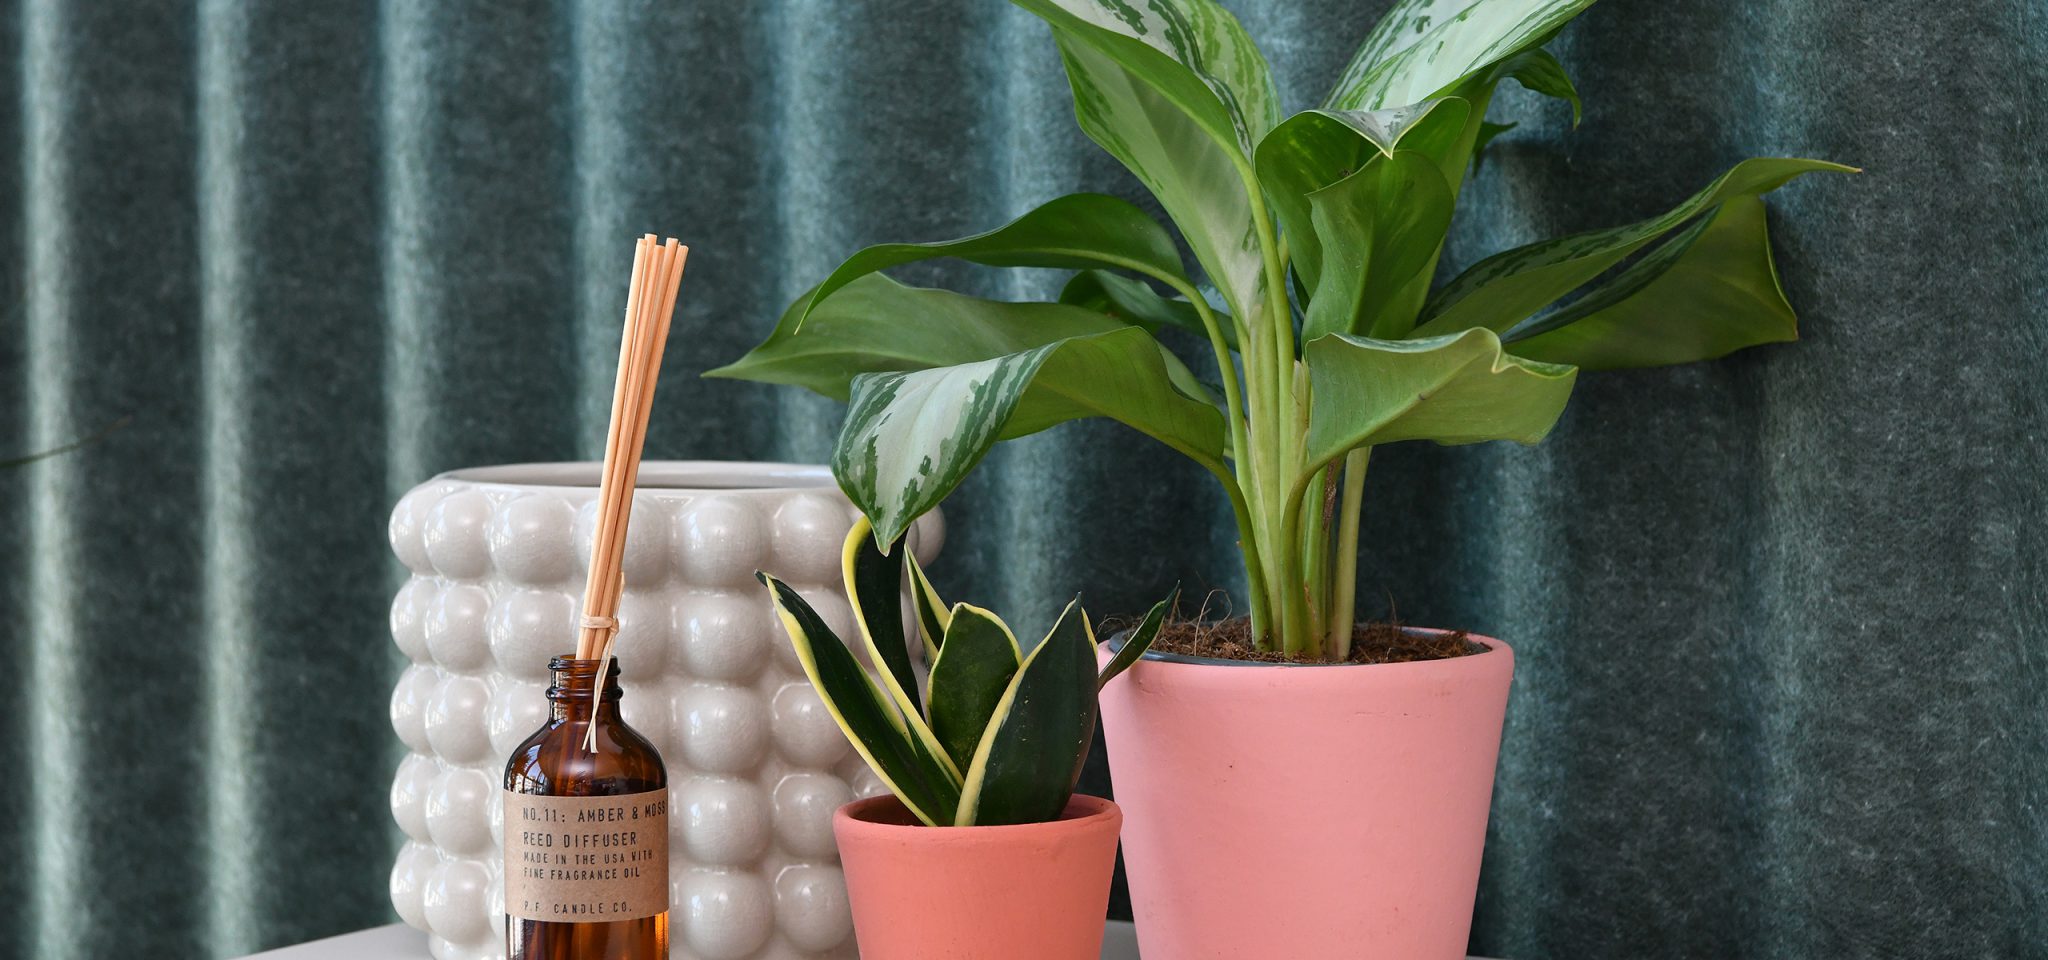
left=832, top=794, right=1123, bottom=960
left=1098, top=633, right=1514, bottom=960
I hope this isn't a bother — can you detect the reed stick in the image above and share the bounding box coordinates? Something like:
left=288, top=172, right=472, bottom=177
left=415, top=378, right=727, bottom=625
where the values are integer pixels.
left=573, top=236, right=688, bottom=748
left=576, top=238, right=655, bottom=658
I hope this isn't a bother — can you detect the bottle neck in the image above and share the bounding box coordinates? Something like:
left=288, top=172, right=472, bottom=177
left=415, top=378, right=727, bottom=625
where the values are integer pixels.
left=546, top=656, right=624, bottom=723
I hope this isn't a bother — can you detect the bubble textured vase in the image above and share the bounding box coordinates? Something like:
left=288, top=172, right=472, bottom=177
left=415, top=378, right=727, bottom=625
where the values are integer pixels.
left=386, top=462, right=942, bottom=960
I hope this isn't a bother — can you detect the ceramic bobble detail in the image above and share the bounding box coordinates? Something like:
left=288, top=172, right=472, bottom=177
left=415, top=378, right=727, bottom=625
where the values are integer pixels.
left=387, top=463, right=941, bottom=960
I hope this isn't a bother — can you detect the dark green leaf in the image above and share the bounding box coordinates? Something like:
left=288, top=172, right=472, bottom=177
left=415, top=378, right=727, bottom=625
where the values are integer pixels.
left=1414, top=157, right=1856, bottom=338
left=1471, top=121, right=1518, bottom=172
left=801, top=193, right=1189, bottom=327
left=1253, top=98, right=1469, bottom=296
left=1505, top=195, right=1799, bottom=369
left=1501, top=48, right=1580, bottom=126
left=1301, top=150, right=1456, bottom=341
left=925, top=604, right=1024, bottom=770
left=1099, top=587, right=1176, bottom=689
left=1060, top=269, right=1237, bottom=350
left=957, top=599, right=1099, bottom=825
left=760, top=573, right=961, bottom=826
left=841, top=518, right=921, bottom=717
left=907, top=550, right=950, bottom=664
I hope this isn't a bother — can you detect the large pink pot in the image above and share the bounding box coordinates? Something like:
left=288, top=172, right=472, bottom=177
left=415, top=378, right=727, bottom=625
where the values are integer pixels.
left=1098, top=633, right=1514, bottom=960
left=833, top=794, right=1122, bottom=960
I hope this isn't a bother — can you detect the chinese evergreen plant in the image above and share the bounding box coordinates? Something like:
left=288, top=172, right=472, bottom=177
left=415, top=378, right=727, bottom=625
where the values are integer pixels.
left=715, top=0, right=1850, bottom=659
left=759, top=521, right=1170, bottom=826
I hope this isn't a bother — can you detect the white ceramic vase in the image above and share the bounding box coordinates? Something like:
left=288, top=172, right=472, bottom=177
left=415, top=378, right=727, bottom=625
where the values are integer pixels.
left=385, top=462, right=942, bottom=960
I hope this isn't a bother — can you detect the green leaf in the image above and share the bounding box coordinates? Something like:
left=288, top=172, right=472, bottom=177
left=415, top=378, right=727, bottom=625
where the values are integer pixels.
left=1060, top=269, right=1237, bottom=350
left=800, top=193, right=1189, bottom=328
left=925, top=604, right=1024, bottom=770
left=1501, top=48, right=1580, bottom=126
left=1254, top=98, right=1470, bottom=297
left=1099, top=587, right=1176, bottom=689
left=1301, top=150, right=1456, bottom=341
left=907, top=550, right=950, bottom=664
left=1470, top=120, right=1518, bottom=171
left=760, top=573, right=961, bottom=826
left=834, top=328, right=1229, bottom=545
left=1505, top=195, right=1799, bottom=369
left=1285, top=47, right=1582, bottom=343
left=957, top=599, right=1100, bottom=826
left=1302, top=327, right=1579, bottom=473
left=1413, top=157, right=1856, bottom=339
left=1326, top=0, right=1598, bottom=111
left=706, top=274, right=1188, bottom=400
left=1012, top=0, right=1278, bottom=323
left=841, top=518, right=922, bottom=719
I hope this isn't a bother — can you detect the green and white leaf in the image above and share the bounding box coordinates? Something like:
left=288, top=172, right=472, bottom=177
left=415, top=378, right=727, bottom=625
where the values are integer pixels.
left=1505, top=195, right=1799, bottom=369
left=1326, top=0, right=1598, bottom=111
left=706, top=274, right=1173, bottom=401
left=1013, top=0, right=1276, bottom=325
left=925, top=604, right=1024, bottom=770
left=800, top=193, right=1190, bottom=328
left=1302, top=327, right=1578, bottom=473
left=834, top=328, right=1230, bottom=545
left=1012, top=0, right=1282, bottom=153
left=1098, top=587, right=1176, bottom=689
left=957, top=600, right=1100, bottom=826
left=760, top=573, right=961, bottom=826
left=1413, top=157, right=1856, bottom=339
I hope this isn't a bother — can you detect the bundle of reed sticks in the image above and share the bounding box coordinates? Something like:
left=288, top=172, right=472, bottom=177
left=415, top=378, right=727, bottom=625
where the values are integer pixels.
left=576, top=235, right=687, bottom=739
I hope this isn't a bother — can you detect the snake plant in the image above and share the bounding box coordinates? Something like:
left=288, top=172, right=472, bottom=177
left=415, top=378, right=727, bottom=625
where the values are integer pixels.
left=758, top=520, right=1169, bottom=826
left=713, top=0, right=1852, bottom=658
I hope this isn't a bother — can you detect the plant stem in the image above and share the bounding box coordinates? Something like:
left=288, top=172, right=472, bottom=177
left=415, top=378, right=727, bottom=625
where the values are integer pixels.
left=1300, top=462, right=1338, bottom=650
left=1277, top=481, right=1314, bottom=658
left=1155, top=276, right=1270, bottom=640
left=1327, top=447, right=1370, bottom=659
left=1237, top=159, right=1303, bottom=653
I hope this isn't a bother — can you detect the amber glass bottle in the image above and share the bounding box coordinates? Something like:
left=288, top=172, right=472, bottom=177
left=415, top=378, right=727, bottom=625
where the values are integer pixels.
left=503, top=657, right=669, bottom=959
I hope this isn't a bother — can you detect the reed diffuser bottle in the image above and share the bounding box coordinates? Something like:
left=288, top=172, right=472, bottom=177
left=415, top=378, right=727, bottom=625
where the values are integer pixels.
left=503, top=657, right=669, bottom=958
left=502, top=235, right=687, bottom=958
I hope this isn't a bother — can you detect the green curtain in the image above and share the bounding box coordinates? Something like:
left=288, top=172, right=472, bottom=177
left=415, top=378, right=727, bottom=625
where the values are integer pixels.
left=2, top=1, right=2042, bottom=957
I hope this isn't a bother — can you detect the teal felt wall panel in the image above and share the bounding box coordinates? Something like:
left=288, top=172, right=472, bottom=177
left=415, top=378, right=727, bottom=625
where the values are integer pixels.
left=1, top=1, right=2041, bottom=957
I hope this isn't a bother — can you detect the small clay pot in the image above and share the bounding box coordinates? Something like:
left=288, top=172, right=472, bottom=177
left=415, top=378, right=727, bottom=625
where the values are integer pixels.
left=833, top=794, right=1123, bottom=960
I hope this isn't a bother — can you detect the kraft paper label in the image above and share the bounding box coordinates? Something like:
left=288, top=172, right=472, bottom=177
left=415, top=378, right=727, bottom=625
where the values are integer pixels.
left=504, top=788, right=669, bottom=922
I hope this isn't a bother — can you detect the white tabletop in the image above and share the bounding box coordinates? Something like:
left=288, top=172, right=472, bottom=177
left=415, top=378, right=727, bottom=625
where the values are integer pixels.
left=240, top=925, right=431, bottom=959
left=238, top=921, right=1500, bottom=959
left=240, top=922, right=1145, bottom=959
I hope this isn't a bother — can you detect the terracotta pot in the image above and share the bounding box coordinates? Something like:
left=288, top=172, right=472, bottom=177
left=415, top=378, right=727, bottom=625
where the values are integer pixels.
left=1098, top=633, right=1514, bottom=960
left=833, top=794, right=1123, bottom=960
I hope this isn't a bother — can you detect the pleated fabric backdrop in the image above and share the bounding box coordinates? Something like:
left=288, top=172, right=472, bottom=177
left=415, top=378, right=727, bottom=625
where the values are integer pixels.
left=1, top=1, right=2042, bottom=958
